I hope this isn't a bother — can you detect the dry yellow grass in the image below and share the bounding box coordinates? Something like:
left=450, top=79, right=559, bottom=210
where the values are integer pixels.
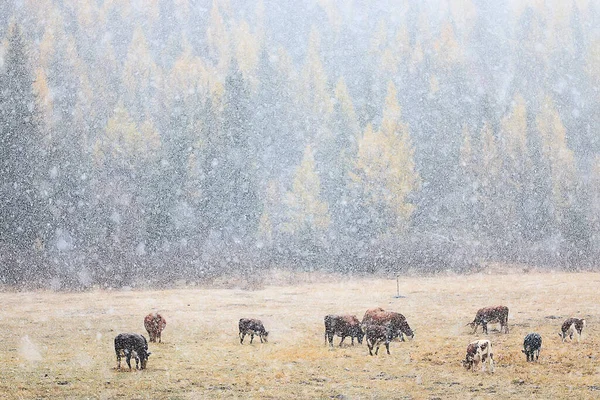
left=2, top=271, right=600, bottom=399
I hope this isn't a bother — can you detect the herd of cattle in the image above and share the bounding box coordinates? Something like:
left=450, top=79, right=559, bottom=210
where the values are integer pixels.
left=114, top=307, right=587, bottom=373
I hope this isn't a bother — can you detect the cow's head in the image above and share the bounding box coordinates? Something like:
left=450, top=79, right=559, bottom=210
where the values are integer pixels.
left=462, top=357, right=473, bottom=370
left=139, top=351, right=151, bottom=369
left=400, top=324, right=415, bottom=340
left=356, top=326, right=365, bottom=344
left=262, top=331, right=269, bottom=342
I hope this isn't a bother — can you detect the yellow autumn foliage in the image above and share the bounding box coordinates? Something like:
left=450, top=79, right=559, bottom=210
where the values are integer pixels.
left=284, top=145, right=330, bottom=235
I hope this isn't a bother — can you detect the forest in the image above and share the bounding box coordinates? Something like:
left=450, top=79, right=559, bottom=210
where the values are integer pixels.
left=1, top=0, right=599, bottom=288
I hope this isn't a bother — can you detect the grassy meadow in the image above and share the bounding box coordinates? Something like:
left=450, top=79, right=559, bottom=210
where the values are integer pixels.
left=1, top=270, right=600, bottom=399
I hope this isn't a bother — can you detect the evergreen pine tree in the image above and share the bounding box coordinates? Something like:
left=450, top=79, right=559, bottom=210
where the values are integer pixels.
left=0, top=25, right=48, bottom=284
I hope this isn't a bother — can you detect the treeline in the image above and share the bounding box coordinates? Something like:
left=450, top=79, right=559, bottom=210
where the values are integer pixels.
left=1, top=0, right=600, bottom=288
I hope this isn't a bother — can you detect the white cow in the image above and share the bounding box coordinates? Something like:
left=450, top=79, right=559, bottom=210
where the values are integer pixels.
left=462, top=339, right=494, bottom=373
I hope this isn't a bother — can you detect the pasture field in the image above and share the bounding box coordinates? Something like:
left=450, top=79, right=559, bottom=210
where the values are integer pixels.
left=2, top=270, right=600, bottom=399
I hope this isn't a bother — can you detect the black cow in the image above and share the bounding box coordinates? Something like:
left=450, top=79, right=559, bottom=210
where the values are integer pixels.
left=239, top=318, right=269, bottom=344
left=522, top=333, right=542, bottom=362
left=324, top=314, right=364, bottom=347
left=364, top=324, right=392, bottom=356
left=114, top=333, right=151, bottom=370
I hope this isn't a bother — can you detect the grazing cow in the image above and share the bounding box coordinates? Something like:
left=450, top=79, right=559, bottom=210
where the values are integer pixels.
left=364, top=324, right=392, bottom=356
left=324, top=314, right=364, bottom=347
left=522, top=333, right=542, bottom=362
left=559, top=318, right=586, bottom=342
left=114, top=333, right=151, bottom=370
left=144, top=313, right=167, bottom=343
left=361, top=308, right=415, bottom=341
left=462, top=339, right=494, bottom=373
left=239, top=318, right=269, bottom=344
left=467, top=306, right=509, bottom=334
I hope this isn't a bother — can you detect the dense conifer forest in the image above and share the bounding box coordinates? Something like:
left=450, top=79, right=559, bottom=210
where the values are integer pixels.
left=1, top=0, right=599, bottom=288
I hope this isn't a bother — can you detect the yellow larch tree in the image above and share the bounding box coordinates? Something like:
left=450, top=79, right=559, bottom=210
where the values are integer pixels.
left=232, top=19, right=260, bottom=88
left=283, top=145, right=331, bottom=237
left=434, top=20, right=463, bottom=68
left=350, top=82, right=420, bottom=235
left=206, top=0, right=230, bottom=74
left=122, top=25, right=159, bottom=120
left=536, top=95, right=578, bottom=225
left=301, top=26, right=333, bottom=118
left=93, top=103, right=161, bottom=170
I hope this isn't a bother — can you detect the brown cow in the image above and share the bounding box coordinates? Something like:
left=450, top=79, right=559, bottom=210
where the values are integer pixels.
left=362, top=308, right=414, bottom=341
left=463, top=339, right=494, bottom=373
left=144, top=313, right=167, bottom=343
left=239, top=318, right=269, bottom=344
left=559, top=318, right=586, bottom=342
left=467, top=306, right=509, bottom=334
left=324, top=314, right=364, bottom=347
left=364, top=324, right=391, bottom=356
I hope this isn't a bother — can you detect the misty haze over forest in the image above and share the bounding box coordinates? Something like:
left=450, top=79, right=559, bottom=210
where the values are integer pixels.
left=1, top=0, right=600, bottom=289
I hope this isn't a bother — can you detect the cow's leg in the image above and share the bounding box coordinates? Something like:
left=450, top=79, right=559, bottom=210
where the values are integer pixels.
left=482, top=322, right=488, bottom=335
left=126, top=351, right=132, bottom=369
left=385, top=341, right=390, bottom=355
left=367, top=340, right=374, bottom=356
left=327, top=332, right=334, bottom=347
left=116, top=351, right=121, bottom=369
left=339, top=335, right=346, bottom=347
left=240, top=332, right=246, bottom=344
left=158, top=332, right=161, bottom=343
left=260, top=334, right=264, bottom=343
left=250, top=333, right=255, bottom=344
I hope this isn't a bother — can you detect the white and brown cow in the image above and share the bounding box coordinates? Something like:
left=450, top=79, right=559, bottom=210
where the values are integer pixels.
left=239, top=318, right=269, bottom=344
left=467, top=306, right=509, bottom=334
left=462, top=339, right=494, bottom=373
left=362, top=308, right=414, bottom=341
left=559, top=318, right=586, bottom=342
left=144, top=312, right=167, bottom=343
left=324, top=314, right=364, bottom=347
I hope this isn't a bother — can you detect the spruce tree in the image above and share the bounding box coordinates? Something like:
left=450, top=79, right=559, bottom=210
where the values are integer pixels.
left=0, top=25, right=48, bottom=284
